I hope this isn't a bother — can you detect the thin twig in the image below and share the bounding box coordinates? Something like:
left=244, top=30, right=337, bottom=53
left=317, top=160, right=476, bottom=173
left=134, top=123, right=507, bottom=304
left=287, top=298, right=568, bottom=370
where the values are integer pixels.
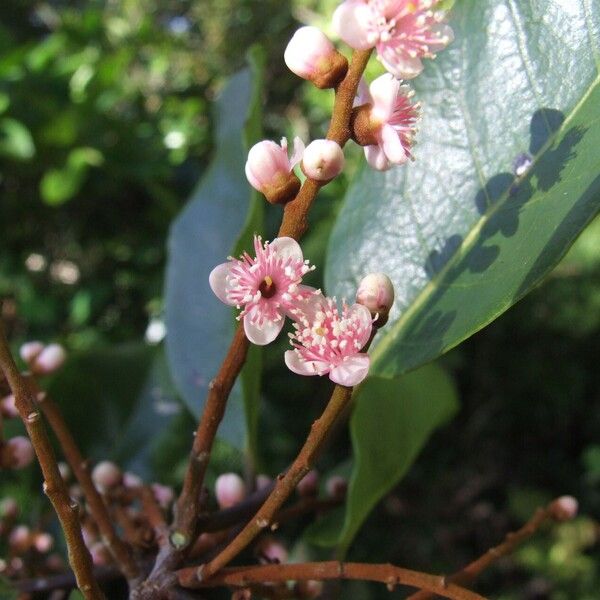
left=0, top=321, right=105, bottom=600
left=177, top=561, right=487, bottom=600
left=35, top=390, right=140, bottom=581
left=198, top=384, right=353, bottom=580
left=406, top=497, right=577, bottom=600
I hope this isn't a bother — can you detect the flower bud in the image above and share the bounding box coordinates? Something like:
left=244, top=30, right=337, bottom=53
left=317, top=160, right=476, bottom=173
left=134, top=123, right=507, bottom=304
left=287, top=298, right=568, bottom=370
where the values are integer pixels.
left=33, top=532, right=54, bottom=553
left=33, top=343, right=66, bottom=375
left=123, top=471, right=143, bottom=489
left=325, top=475, right=347, bottom=499
left=0, top=498, right=19, bottom=520
left=284, top=26, right=348, bottom=89
left=19, top=341, right=45, bottom=366
left=152, top=483, right=174, bottom=508
left=58, top=462, right=71, bottom=482
left=0, top=395, right=18, bottom=418
left=297, top=469, right=319, bottom=497
left=9, top=525, right=31, bottom=552
left=295, top=580, right=324, bottom=599
left=356, top=273, right=395, bottom=326
left=245, top=138, right=304, bottom=205
left=302, top=139, right=345, bottom=182
left=92, top=461, right=122, bottom=491
left=215, top=473, right=246, bottom=509
left=551, top=496, right=579, bottom=521
left=5, top=436, right=35, bottom=469
left=256, top=536, right=288, bottom=564
left=89, top=541, right=110, bottom=566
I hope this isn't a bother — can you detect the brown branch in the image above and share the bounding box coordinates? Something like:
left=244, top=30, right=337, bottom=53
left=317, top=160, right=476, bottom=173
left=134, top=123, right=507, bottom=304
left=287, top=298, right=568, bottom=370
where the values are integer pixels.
left=197, top=384, right=353, bottom=580
left=0, top=322, right=105, bottom=600
left=35, top=390, right=140, bottom=581
left=406, top=496, right=578, bottom=600
left=177, top=561, right=487, bottom=600
left=168, top=47, right=373, bottom=558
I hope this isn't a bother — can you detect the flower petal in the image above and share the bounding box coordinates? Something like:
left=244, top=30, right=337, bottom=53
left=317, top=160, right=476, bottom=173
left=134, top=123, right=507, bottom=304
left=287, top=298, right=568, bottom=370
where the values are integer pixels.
left=379, top=50, right=423, bottom=80
left=284, top=350, right=328, bottom=377
left=329, top=354, right=370, bottom=387
left=381, top=124, right=408, bottom=164
left=364, top=144, right=391, bottom=171
left=289, top=136, right=306, bottom=168
left=269, top=237, right=304, bottom=262
left=354, top=77, right=372, bottom=107
left=243, top=314, right=284, bottom=345
left=209, top=263, right=236, bottom=305
left=349, top=303, right=374, bottom=347
left=369, top=73, right=400, bottom=121
left=333, top=1, right=377, bottom=50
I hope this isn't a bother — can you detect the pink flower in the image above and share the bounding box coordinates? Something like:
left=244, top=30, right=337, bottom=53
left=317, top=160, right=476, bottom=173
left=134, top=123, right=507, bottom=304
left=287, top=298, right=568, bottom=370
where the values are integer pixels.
left=210, top=236, right=317, bottom=345
left=354, top=73, right=420, bottom=170
left=333, top=0, right=454, bottom=79
left=245, top=137, right=305, bottom=204
left=285, top=296, right=372, bottom=386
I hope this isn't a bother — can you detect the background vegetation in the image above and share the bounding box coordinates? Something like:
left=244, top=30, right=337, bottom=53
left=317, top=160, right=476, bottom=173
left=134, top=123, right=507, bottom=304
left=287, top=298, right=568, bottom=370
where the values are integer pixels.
left=1, top=0, right=599, bottom=598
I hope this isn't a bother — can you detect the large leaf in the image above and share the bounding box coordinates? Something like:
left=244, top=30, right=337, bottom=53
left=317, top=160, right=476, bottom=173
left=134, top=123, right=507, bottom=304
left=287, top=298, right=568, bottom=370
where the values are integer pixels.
left=165, top=49, right=265, bottom=449
left=326, top=0, right=600, bottom=378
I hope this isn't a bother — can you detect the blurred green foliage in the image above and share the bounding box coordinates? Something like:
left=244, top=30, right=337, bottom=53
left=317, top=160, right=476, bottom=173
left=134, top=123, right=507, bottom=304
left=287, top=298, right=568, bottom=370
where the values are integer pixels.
left=1, top=2, right=599, bottom=599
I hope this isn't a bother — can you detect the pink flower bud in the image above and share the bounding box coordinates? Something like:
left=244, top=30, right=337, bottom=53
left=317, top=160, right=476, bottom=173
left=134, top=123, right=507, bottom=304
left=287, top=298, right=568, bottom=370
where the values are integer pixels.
left=356, top=272, right=395, bottom=325
left=297, top=470, right=319, bottom=497
left=6, top=436, right=35, bottom=469
left=245, top=138, right=304, bottom=205
left=551, top=496, right=579, bottom=521
left=302, top=139, right=345, bottom=181
left=33, top=532, right=54, bottom=553
left=123, top=472, right=143, bottom=489
left=33, top=344, right=67, bottom=375
left=58, top=462, right=71, bottom=482
left=215, top=473, right=246, bottom=509
left=0, top=395, right=18, bottom=418
left=89, top=541, right=110, bottom=566
left=325, top=475, right=347, bottom=499
left=92, top=461, right=122, bottom=490
left=296, top=580, right=324, bottom=599
left=284, top=27, right=348, bottom=88
left=256, top=536, right=288, bottom=564
left=255, top=474, right=273, bottom=491
left=19, top=341, right=45, bottom=365
left=0, top=498, right=19, bottom=520
left=152, top=483, right=174, bottom=508
left=9, top=525, right=31, bottom=552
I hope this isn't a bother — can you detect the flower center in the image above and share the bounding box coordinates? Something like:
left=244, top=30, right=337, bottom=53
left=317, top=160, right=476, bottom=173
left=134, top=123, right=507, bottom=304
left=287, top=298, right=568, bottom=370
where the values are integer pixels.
left=259, top=275, right=277, bottom=299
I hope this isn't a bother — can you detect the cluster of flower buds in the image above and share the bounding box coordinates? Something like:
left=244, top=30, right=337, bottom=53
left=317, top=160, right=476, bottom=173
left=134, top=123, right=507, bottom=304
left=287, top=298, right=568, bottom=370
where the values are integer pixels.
left=244, top=0, right=453, bottom=207
left=211, top=235, right=395, bottom=386
left=20, top=341, right=67, bottom=375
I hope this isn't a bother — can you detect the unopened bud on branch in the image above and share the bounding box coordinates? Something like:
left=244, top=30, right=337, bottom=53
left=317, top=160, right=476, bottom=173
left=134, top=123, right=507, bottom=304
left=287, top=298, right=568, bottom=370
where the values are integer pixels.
left=33, top=344, right=67, bottom=375
left=326, top=475, right=348, bottom=499
left=551, top=495, right=579, bottom=521
left=297, top=469, right=319, bottom=497
left=92, top=461, right=122, bottom=491
left=256, top=536, right=288, bottom=564
left=302, top=139, right=345, bottom=182
left=4, top=436, right=35, bottom=469
left=215, top=473, right=246, bottom=509
left=356, top=272, right=395, bottom=326
left=19, top=341, right=45, bottom=366
left=284, top=26, right=348, bottom=89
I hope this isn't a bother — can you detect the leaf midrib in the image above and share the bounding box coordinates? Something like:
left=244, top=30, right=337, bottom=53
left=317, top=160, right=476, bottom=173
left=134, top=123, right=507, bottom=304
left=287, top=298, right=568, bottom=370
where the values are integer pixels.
left=371, top=72, right=600, bottom=370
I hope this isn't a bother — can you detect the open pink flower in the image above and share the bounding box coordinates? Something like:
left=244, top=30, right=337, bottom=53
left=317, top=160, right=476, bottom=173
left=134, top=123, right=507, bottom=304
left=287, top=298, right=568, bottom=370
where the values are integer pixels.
left=209, top=236, right=316, bottom=345
left=285, top=296, right=373, bottom=386
left=333, top=0, right=454, bottom=79
left=357, top=73, right=420, bottom=170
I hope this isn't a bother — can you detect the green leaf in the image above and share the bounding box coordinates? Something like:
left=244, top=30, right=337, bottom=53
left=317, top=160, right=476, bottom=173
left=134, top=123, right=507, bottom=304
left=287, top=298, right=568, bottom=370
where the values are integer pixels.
left=326, top=0, right=600, bottom=378
left=0, top=117, right=35, bottom=160
left=40, top=166, right=86, bottom=206
left=339, top=364, right=458, bottom=550
left=165, top=49, right=265, bottom=449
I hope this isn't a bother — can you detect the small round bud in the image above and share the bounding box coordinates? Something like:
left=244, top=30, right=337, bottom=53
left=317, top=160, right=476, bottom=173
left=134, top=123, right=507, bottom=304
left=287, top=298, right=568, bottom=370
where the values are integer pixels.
left=295, top=580, right=324, bottom=599
left=1, top=395, right=18, bottom=418
left=152, top=483, right=174, bottom=508
left=9, top=525, right=31, bottom=552
left=356, top=272, right=395, bottom=326
left=325, top=475, right=347, bottom=500
left=297, top=470, right=319, bottom=497
left=33, top=343, right=67, bottom=375
left=89, top=541, right=110, bottom=566
left=92, top=461, right=122, bottom=490
left=255, top=474, right=272, bottom=491
left=302, top=140, right=345, bottom=182
left=123, top=472, right=143, bottom=489
left=58, top=462, right=71, bottom=482
left=284, top=27, right=348, bottom=89
left=256, top=536, right=288, bottom=564
left=245, top=138, right=304, bottom=205
left=0, top=498, right=19, bottom=520
left=5, top=436, right=35, bottom=469
left=215, top=473, right=246, bottom=509
left=33, top=532, right=54, bottom=553
left=551, top=496, right=579, bottom=521
left=19, top=341, right=45, bottom=366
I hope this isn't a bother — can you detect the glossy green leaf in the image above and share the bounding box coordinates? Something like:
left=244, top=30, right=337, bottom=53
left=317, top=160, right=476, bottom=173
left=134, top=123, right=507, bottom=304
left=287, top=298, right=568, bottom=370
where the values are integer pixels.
left=320, top=365, right=458, bottom=550
left=0, top=117, right=34, bottom=160
left=40, top=166, right=85, bottom=206
left=326, top=0, right=600, bottom=378
left=165, top=49, right=265, bottom=449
